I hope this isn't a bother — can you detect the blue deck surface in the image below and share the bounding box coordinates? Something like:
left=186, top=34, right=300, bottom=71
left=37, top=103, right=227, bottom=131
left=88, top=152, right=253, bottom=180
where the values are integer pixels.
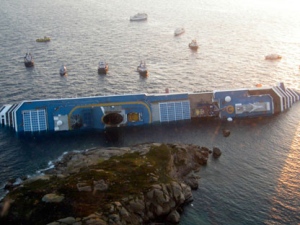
left=2, top=84, right=299, bottom=133
left=214, top=90, right=273, bottom=119
left=13, top=93, right=190, bottom=132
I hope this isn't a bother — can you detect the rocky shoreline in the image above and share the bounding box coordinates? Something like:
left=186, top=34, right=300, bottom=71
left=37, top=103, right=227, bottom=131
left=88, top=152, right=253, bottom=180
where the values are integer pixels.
left=0, top=143, right=222, bottom=225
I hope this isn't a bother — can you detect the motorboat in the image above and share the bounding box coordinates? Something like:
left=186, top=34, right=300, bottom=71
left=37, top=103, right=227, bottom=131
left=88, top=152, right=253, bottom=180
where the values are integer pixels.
left=24, top=53, right=34, bottom=67
left=189, top=40, right=199, bottom=50
left=130, top=13, right=148, bottom=21
left=174, top=28, right=185, bottom=36
left=137, top=61, right=148, bottom=76
left=59, top=65, right=67, bottom=76
left=98, top=61, right=109, bottom=74
left=265, top=54, right=282, bottom=60
left=36, top=36, right=51, bottom=42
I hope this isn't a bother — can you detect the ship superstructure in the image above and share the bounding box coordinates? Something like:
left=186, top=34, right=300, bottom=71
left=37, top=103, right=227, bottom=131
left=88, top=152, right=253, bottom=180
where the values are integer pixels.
left=1, top=83, right=299, bottom=133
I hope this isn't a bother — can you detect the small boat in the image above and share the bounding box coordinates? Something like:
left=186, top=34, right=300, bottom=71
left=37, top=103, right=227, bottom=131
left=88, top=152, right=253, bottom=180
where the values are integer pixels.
left=137, top=61, right=148, bottom=76
left=59, top=65, right=67, bottom=76
left=24, top=53, right=34, bottom=67
left=265, top=54, right=282, bottom=60
left=98, top=61, right=109, bottom=74
left=189, top=40, right=199, bottom=50
left=36, top=36, right=51, bottom=42
left=130, top=13, right=148, bottom=21
left=174, top=28, right=185, bottom=36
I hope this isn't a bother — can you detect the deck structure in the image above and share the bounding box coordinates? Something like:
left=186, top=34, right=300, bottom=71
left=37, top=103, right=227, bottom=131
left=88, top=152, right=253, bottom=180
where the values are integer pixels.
left=1, top=83, right=299, bottom=133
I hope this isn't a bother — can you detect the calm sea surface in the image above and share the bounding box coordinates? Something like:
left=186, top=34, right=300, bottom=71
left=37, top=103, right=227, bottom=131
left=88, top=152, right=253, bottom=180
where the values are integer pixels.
left=0, top=0, right=300, bottom=224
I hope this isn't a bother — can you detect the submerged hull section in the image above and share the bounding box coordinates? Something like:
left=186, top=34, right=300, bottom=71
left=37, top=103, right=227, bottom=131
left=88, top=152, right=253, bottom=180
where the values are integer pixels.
left=1, top=83, right=299, bottom=133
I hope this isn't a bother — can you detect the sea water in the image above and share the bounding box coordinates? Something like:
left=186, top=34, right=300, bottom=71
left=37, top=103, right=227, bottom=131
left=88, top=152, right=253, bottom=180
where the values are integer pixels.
left=0, top=0, right=299, bottom=224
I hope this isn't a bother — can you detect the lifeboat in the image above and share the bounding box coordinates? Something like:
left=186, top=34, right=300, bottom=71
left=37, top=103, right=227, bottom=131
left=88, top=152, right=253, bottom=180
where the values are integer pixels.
left=265, top=54, right=282, bottom=60
left=36, top=36, right=51, bottom=42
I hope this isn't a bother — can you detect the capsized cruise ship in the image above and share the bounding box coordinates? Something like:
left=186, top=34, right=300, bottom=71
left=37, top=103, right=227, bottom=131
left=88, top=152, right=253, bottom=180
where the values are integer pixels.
left=0, top=83, right=299, bottom=133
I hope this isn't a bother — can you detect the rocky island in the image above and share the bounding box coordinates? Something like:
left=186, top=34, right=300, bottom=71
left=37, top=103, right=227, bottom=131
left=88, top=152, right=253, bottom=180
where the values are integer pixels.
left=0, top=143, right=222, bottom=225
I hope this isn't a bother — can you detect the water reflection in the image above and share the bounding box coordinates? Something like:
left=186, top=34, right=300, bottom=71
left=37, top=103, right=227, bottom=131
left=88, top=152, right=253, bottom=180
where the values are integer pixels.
left=266, top=122, right=300, bottom=224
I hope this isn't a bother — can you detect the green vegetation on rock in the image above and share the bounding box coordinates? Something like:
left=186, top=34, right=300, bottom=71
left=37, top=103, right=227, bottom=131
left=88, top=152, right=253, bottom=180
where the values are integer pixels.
left=0, top=143, right=214, bottom=225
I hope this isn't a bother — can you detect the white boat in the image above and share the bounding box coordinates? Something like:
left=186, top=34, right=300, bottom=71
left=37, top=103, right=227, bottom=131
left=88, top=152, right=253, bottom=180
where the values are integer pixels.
left=59, top=65, right=67, bottom=76
left=189, top=40, right=199, bottom=50
left=265, top=54, right=282, bottom=60
left=24, top=53, right=34, bottom=67
left=130, top=13, right=148, bottom=21
left=174, top=27, right=185, bottom=36
left=98, top=61, right=109, bottom=74
left=137, top=61, right=148, bottom=76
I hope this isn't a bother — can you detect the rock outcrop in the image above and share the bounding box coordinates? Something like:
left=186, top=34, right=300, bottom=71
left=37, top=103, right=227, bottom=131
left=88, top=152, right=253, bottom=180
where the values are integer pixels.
left=212, top=146, right=222, bottom=158
left=222, top=129, right=231, bottom=137
left=0, top=143, right=220, bottom=225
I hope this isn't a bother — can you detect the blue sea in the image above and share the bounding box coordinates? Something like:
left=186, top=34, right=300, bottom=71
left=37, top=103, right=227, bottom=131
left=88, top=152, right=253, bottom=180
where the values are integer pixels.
left=0, top=0, right=300, bottom=224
